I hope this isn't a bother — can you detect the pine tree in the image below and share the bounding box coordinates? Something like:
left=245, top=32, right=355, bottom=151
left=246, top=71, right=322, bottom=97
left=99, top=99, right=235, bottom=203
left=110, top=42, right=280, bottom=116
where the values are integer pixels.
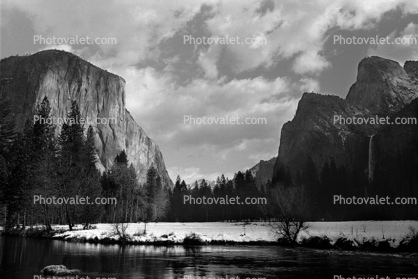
left=145, top=166, right=158, bottom=202
left=115, top=150, right=128, bottom=165
left=83, top=126, right=97, bottom=169
left=190, top=181, right=200, bottom=221
left=234, top=172, right=246, bottom=220
left=57, top=100, right=85, bottom=230
left=142, top=166, right=158, bottom=232
left=197, top=179, right=211, bottom=222
left=5, top=127, right=33, bottom=230
left=0, top=84, right=16, bottom=229
left=78, top=126, right=103, bottom=228
left=0, top=154, right=9, bottom=225
left=30, top=97, right=58, bottom=230
left=171, top=175, right=186, bottom=221
left=302, top=156, right=319, bottom=218
left=103, top=151, right=140, bottom=224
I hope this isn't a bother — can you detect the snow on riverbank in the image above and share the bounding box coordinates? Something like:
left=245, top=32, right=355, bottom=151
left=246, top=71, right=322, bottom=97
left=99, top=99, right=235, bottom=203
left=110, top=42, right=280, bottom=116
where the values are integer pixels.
left=52, top=221, right=418, bottom=248
left=302, top=221, right=417, bottom=248
left=54, top=222, right=273, bottom=243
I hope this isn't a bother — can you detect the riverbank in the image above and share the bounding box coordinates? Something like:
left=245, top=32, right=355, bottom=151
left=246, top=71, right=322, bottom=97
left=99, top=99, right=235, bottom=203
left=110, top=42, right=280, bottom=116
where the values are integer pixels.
left=1, top=221, right=417, bottom=253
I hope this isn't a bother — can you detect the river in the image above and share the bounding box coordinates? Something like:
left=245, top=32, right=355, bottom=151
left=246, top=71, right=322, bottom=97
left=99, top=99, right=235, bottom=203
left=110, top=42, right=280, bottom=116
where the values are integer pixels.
left=0, top=236, right=416, bottom=279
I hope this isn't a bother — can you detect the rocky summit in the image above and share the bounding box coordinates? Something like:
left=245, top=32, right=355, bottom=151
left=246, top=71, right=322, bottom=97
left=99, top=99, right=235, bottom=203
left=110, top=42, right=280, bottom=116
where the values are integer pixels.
left=346, top=56, right=418, bottom=114
left=0, top=50, right=173, bottom=187
left=273, top=56, right=418, bottom=181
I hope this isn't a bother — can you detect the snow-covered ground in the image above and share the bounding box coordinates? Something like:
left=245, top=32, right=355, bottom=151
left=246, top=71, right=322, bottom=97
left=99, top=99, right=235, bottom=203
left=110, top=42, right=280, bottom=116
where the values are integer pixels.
left=303, top=221, right=417, bottom=248
left=52, top=221, right=418, bottom=248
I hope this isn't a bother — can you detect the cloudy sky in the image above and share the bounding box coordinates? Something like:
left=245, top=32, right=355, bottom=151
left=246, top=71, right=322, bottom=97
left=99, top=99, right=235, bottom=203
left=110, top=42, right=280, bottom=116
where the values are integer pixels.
left=1, top=0, right=418, bottom=183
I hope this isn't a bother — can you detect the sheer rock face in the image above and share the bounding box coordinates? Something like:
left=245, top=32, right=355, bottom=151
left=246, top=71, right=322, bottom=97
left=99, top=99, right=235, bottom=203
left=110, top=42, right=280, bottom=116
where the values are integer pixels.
left=376, top=97, right=418, bottom=165
left=274, top=93, right=375, bottom=176
left=273, top=56, right=418, bottom=178
left=0, top=50, right=172, bottom=187
left=404, top=60, right=418, bottom=79
left=249, top=157, right=276, bottom=185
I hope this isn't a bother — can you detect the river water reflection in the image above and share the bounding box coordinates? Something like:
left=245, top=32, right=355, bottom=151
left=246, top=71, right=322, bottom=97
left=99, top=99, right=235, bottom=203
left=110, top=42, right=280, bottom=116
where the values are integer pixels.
left=0, top=236, right=417, bottom=279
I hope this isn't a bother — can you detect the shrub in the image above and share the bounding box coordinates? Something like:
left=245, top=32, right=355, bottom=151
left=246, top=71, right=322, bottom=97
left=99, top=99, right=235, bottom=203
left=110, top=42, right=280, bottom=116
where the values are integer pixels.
left=399, top=226, right=418, bottom=252
left=300, top=236, right=332, bottom=249
left=183, top=232, right=205, bottom=245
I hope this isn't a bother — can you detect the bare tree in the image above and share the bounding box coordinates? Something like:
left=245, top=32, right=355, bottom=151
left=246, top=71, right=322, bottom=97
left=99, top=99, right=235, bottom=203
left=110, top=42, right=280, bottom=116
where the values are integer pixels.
left=263, top=184, right=310, bottom=245
left=112, top=222, right=130, bottom=242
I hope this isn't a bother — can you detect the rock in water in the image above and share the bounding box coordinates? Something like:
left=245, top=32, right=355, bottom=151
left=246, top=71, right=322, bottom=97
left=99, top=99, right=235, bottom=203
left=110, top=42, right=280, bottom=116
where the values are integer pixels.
left=0, top=50, right=172, bottom=187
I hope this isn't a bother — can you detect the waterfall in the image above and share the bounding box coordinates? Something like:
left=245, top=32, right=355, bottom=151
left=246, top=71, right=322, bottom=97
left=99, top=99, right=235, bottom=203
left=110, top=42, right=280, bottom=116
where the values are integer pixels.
left=368, top=134, right=375, bottom=182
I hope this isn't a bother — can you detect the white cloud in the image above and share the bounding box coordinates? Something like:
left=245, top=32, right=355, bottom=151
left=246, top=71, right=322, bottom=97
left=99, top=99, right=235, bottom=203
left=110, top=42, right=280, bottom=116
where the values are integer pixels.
left=5, top=0, right=418, bottom=75
left=119, top=67, right=296, bottom=150
left=5, top=0, right=205, bottom=68
left=195, top=0, right=418, bottom=75
left=197, top=47, right=220, bottom=79
left=367, top=23, right=418, bottom=63
left=298, top=78, right=321, bottom=93
left=292, top=51, right=330, bottom=75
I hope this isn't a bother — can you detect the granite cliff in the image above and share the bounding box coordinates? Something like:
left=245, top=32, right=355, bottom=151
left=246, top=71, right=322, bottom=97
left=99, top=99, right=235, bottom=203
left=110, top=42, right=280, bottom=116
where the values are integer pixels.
left=273, top=56, right=418, bottom=180
left=346, top=56, right=418, bottom=114
left=0, top=50, right=173, bottom=187
left=249, top=157, right=276, bottom=185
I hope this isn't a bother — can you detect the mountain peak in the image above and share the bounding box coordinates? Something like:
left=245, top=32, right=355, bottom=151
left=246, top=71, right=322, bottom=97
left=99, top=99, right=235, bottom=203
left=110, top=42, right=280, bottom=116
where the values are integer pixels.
left=1, top=50, right=126, bottom=83
left=346, top=56, right=418, bottom=114
left=0, top=50, right=172, bottom=187
left=359, top=56, right=406, bottom=78
left=294, top=93, right=346, bottom=125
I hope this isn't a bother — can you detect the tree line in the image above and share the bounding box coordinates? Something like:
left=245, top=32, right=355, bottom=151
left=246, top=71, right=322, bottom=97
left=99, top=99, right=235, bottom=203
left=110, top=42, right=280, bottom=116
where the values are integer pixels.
left=272, top=139, right=418, bottom=221
left=166, top=171, right=267, bottom=222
